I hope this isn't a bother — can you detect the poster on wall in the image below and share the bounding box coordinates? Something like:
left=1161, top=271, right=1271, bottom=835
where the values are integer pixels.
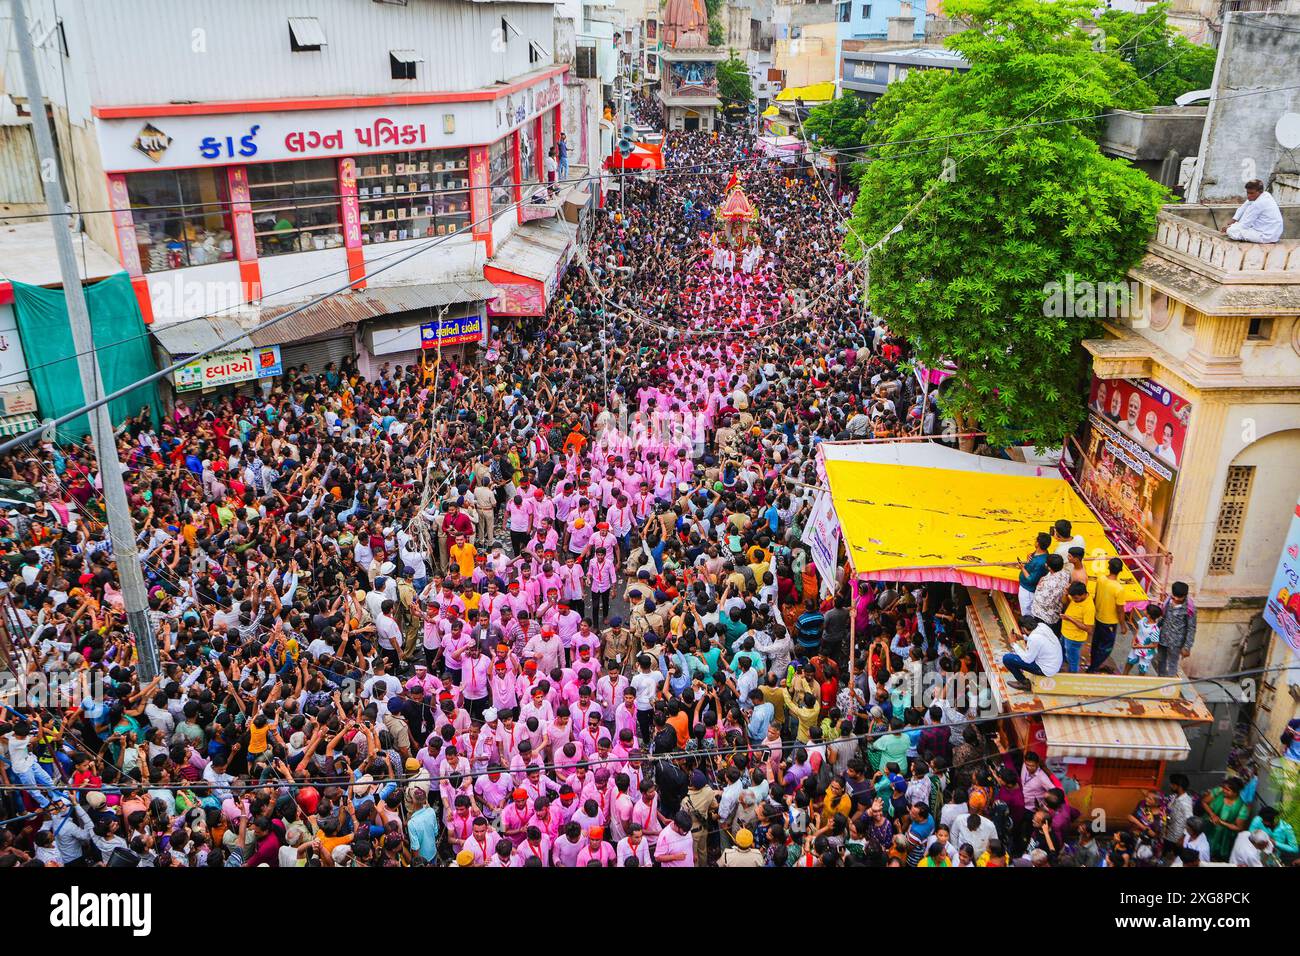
left=487, top=281, right=546, bottom=317
left=1077, top=376, right=1192, bottom=553
left=1264, top=498, right=1300, bottom=655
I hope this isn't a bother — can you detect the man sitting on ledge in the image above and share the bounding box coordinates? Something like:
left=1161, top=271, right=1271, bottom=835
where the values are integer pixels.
left=1003, top=614, right=1063, bottom=692
left=1221, top=179, right=1284, bottom=243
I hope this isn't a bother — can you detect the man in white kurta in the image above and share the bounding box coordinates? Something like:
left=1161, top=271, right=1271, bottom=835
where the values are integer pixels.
left=1224, top=180, right=1284, bottom=243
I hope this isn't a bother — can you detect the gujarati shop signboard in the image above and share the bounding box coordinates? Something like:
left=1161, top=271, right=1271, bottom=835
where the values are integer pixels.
left=174, top=346, right=283, bottom=393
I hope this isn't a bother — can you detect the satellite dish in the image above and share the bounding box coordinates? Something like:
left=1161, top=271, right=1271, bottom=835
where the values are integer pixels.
left=1276, top=112, right=1300, bottom=151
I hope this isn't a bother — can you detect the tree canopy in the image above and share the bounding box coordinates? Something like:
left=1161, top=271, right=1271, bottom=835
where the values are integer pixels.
left=717, top=52, right=754, bottom=110
left=844, top=0, right=1169, bottom=448
left=803, top=95, right=871, bottom=151
left=1097, top=2, right=1219, bottom=106
left=704, top=0, right=725, bottom=46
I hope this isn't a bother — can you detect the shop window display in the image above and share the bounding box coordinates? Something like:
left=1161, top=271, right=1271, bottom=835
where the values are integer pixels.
left=489, top=135, right=515, bottom=217
left=126, top=168, right=235, bottom=273
left=518, top=121, right=540, bottom=187
left=354, top=148, right=471, bottom=242
left=247, top=159, right=343, bottom=256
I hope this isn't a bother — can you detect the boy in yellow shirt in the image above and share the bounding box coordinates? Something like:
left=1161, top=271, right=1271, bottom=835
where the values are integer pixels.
left=1060, top=582, right=1095, bottom=674
left=1089, top=557, right=1126, bottom=673
left=449, top=534, right=477, bottom=578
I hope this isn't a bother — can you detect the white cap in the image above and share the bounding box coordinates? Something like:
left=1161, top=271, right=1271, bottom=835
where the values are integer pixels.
left=484, top=708, right=499, bottom=722
left=379, top=561, right=396, bottom=576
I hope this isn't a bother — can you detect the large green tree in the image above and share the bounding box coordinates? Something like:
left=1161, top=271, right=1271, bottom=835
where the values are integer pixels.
left=1097, top=2, right=1218, bottom=106
left=717, top=52, right=753, bottom=110
left=803, top=94, right=872, bottom=184
left=844, top=0, right=1168, bottom=448
left=803, top=94, right=870, bottom=150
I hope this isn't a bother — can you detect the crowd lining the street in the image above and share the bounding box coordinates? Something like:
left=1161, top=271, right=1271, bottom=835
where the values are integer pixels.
left=0, top=106, right=1292, bottom=869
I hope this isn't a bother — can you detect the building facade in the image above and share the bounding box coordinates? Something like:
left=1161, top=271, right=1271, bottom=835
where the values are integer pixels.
left=1079, top=12, right=1300, bottom=771
left=656, top=0, right=724, bottom=131
left=2, top=0, right=599, bottom=407
left=839, top=45, right=966, bottom=102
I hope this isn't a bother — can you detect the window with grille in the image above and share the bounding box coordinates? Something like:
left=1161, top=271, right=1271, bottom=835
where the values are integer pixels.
left=1208, top=465, right=1255, bottom=574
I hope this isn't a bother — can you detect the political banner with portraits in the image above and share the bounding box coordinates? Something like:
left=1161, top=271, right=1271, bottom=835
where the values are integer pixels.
left=1078, top=376, right=1192, bottom=553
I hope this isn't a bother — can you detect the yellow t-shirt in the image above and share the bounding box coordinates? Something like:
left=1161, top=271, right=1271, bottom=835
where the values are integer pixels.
left=821, top=791, right=851, bottom=820
left=1060, top=596, right=1096, bottom=643
left=1094, top=576, right=1124, bottom=626
left=247, top=721, right=273, bottom=755
left=449, top=542, right=477, bottom=577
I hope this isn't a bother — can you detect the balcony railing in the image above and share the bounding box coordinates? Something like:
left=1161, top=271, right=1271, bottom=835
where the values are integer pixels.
left=1150, top=204, right=1300, bottom=279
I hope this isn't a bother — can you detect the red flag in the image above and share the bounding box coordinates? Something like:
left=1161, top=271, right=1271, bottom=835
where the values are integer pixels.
left=725, top=169, right=739, bottom=193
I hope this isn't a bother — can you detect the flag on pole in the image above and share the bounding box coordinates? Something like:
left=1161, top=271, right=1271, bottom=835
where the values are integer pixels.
left=725, top=169, right=739, bottom=193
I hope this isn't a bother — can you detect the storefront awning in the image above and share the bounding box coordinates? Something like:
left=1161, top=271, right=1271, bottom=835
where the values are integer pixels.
left=821, top=441, right=1148, bottom=604
left=246, top=279, right=499, bottom=348
left=151, top=317, right=254, bottom=357
left=363, top=279, right=500, bottom=312
left=486, top=219, right=572, bottom=284
left=0, top=412, right=40, bottom=438
left=756, top=135, right=805, bottom=157
left=1042, top=714, right=1191, bottom=762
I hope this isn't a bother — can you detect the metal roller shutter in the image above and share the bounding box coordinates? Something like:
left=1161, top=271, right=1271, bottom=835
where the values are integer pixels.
left=280, top=336, right=355, bottom=376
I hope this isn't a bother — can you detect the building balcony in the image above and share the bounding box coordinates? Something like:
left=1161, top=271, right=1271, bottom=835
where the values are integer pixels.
left=1146, top=204, right=1300, bottom=287
left=1088, top=202, right=1300, bottom=390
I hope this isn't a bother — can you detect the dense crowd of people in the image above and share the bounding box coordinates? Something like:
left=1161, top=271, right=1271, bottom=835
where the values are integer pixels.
left=0, top=110, right=1290, bottom=869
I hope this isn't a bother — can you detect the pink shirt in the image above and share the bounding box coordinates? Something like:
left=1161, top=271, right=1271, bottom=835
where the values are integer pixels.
left=617, top=836, right=652, bottom=866
left=552, top=834, right=584, bottom=867
left=462, top=658, right=491, bottom=702
left=501, top=803, right=534, bottom=845
left=506, top=500, right=532, bottom=533
left=559, top=564, right=585, bottom=600
left=466, top=829, right=499, bottom=865
left=532, top=496, right=556, bottom=525
left=567, top=512, right=595, bottom=552
left=654, top=825, right=694, bottom=867
left=516, top=835, right=551, bottom=866
left=576, top=842, right=615, bottom=867
left=631, top=795, right=663, bottom=843
left=588, top=556, right=618, bottom=593
left=555, top=609, right=582, bottom=645
left=475, top=776, right=510, bottom=815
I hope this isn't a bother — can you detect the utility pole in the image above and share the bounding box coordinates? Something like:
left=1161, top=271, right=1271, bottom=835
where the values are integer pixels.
left=11, top=0, right=158, bottom=681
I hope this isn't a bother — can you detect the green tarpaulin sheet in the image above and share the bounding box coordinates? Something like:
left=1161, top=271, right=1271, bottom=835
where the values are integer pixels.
left=11, top=271, right=160, bottom=442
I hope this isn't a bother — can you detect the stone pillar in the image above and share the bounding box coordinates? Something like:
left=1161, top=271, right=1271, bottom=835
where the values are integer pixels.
left=1185, top=311, right=1248, bottom=381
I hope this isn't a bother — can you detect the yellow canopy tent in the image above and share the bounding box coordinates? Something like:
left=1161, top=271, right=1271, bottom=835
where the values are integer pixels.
left=820, top=442, right=1149, bottom=606
left=775, top=82, right=837, bottom=103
